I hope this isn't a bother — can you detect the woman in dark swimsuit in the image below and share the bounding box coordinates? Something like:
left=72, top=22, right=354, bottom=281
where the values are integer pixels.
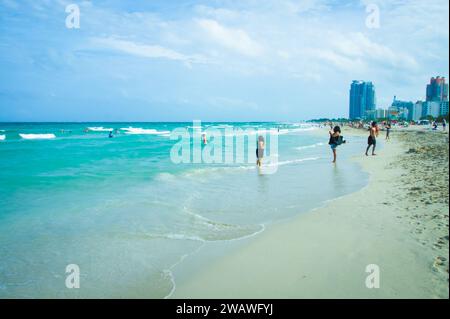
left=328, top=126, right=341, bottom=163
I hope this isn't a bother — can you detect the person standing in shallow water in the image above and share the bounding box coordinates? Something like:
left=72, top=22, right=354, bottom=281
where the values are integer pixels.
left=365, top=122, right=379, bottom=156
left=328, top=126, right=341, bottom=163
left=256, top=136, right=265, bottom=167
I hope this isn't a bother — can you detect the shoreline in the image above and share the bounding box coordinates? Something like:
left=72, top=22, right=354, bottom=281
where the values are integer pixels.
left=170, top=127, right=449, bottom=299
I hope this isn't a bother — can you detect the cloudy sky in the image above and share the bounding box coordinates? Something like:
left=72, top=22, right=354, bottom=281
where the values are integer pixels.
left=0, top=0, right=448, bottom=121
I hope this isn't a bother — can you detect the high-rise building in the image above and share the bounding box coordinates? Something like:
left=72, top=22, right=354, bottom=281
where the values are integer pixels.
left=422, top=76, right=449, bottom=118
left=349, top=81, right=376, bottom=119
left=412, top=101, right=424, bottom=122
left=426, top=76, right=449, bottom=102
left=423, top=101, right=441, bottom=118
left=390, top=96, right=413, bottom=120
left=376, top=108, right=387, bottom=119
left=440, top=101, right=449, bottom=116
left=388, top=106, right=400, bottom=120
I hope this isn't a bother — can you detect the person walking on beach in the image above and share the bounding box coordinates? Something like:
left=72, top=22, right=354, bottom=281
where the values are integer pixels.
left=385, top=122, right=392, bottom=140
left=328, top=126, right=342, bottom=163
left=365, top=122, right=379, bottom=156
left=256, top=135, right=265, bottom=167
left=443, top=119, right=447, bottom=131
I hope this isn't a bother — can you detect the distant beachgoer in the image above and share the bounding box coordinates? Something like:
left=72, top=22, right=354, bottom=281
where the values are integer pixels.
left=201, top=133, right=207, bottom=145
left=328, top=126, right=343, bottom=163
left=256, top=135, right=265, bottom=167
left=385, top=122, right=391, bottom=140
left=109, top=131, right=114, bottom=138
left=365, top=122, right=379, bottom=156
left=432, top=121, right=438, bottom=130
left=443, top=119, right=447, bottom=131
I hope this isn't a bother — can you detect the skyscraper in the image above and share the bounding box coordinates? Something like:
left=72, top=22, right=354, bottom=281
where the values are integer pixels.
left=423, top=76, right=449, bottom=117
left=412, top=101, right=424, bottom=122
left=391, top=96, right=414, bottom=121
left=426, top=76, right=449, bottom=102
left=349, top=81, right=376, bottom=119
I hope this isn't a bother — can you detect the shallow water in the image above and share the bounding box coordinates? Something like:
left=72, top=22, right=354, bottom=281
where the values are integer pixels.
left=0, top=122, right=368, bottom=298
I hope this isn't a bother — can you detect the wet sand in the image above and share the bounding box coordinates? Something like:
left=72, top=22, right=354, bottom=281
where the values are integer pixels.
left=170, top=126, right=449, bottom=299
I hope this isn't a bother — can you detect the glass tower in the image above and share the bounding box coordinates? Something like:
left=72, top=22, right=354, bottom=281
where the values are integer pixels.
left=349, top=81, right=376, bottom=119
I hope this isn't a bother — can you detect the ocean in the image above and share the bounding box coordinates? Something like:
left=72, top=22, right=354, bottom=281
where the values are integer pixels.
left=0, top=122, right=368, bottom=298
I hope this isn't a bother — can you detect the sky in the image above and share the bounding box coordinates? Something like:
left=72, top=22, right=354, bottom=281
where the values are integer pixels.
left=0, top=0, right=448, bottom=122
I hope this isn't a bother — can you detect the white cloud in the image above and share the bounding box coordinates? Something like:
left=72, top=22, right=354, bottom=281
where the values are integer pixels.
left=313, top=49, right=367, bottom=72
left=330, top=33, right=419, bottom=71
left=90, top=37, right=208, bottom=65
left=196, top=19, right=264, bottom=57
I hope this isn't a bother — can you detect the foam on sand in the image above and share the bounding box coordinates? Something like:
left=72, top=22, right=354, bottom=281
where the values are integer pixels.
left=19, top=133, right=56, bottom=140
left=121, top=127, right=170, bottom=135
left=88, top=127, right=113, bottom=132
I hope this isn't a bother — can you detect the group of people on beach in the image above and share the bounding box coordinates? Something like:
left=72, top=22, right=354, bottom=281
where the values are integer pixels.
left=432, top=119, right=447, bottom=131
left=254, top=121, right=382, bottom=167
left=327, top=121, right=381, bottom=163
left=216, top=117, right=446, bottom=168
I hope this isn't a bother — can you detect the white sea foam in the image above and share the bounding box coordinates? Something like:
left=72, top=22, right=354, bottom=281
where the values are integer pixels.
left=0, top=135, right=5, bottom=141
left=181, top=156, right=319, bottom=177
left=19, top=134, right=56, bottom=140
left=164, top=233, right=206, bottom=242
left=268, top=157, right=320, bottom=167
left=121, top=127, right=170, bottom=135
left=295, top=142, right=325, bottom=150
left=290, top=127, right=317, bottom=132
left=155, top=172, right=177, bottom=182
left=202, top=126, right=314, bottom=138
left=87, top=127, right=113, bottom=132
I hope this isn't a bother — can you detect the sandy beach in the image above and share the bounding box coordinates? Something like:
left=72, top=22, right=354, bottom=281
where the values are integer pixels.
left=171, top=127, right=449, bottom=299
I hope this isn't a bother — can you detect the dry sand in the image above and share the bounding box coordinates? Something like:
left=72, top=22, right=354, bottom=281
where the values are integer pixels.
left=170, top=127, right=449, bottom=299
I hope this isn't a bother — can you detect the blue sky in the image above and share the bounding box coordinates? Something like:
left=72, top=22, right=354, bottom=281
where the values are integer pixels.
left=0, top=0, right=448, bottom=121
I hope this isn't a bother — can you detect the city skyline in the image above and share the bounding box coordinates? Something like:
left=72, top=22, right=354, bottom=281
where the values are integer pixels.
left=0, top=0, right=449, bottom=122
left=376, top=76, right=449, bottom=121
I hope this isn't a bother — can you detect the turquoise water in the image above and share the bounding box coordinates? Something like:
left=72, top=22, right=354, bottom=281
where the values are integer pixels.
left=0, top=122, right=368, bottom=298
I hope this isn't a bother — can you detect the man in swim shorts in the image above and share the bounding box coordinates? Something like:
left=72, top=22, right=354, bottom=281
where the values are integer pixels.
left=365, top=121, right=379, bottom=156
